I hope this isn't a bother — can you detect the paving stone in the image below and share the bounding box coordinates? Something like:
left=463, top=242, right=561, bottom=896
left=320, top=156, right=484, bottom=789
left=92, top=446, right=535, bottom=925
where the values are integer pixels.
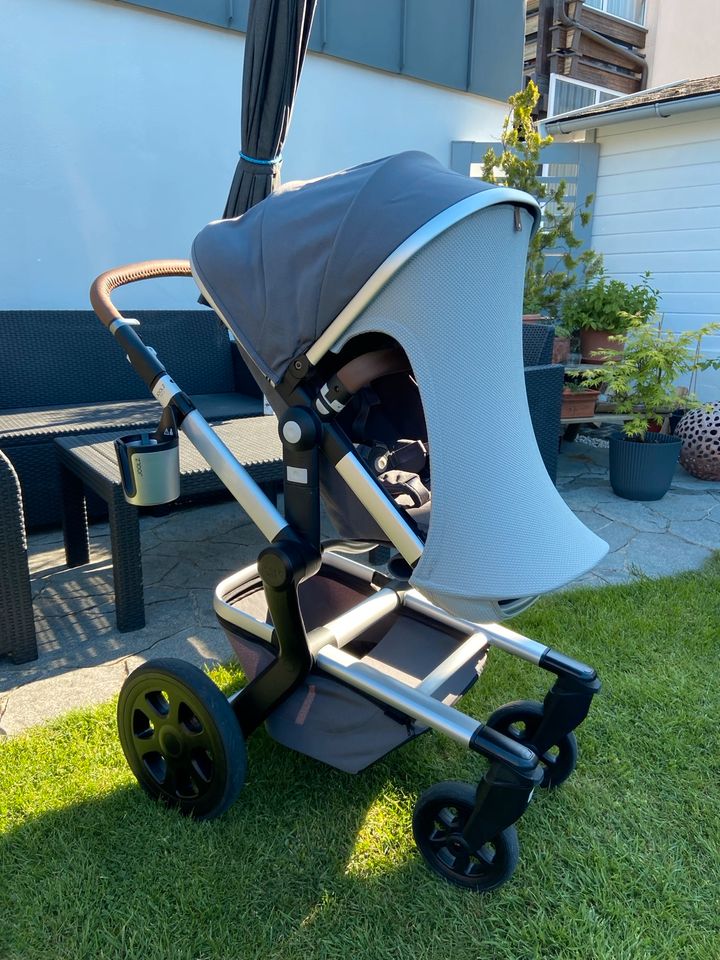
left=560, top=481, right=616, bottom=512
left=567, top=572, right=608, bottom=589
left=668, top=519, right=720, bottom=550
left=594, top=566, right=635, bottom=585
left=596, top=521, right=637, bottom=554
left=647, top=493, right=720, bottom=523
left=621, top=531, right=713, bottom=578
left=707, top=505, right=720, bottom=523
left=594, top=498, right=669, bottom=532
left=152, top=503, right=255, bottom=542
left=669, top=470, right=720, bottom=492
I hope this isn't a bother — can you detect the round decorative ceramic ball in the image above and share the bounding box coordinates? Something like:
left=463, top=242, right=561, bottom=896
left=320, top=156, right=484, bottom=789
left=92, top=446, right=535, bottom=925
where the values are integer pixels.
left=675, top=402, right=720, bottom=480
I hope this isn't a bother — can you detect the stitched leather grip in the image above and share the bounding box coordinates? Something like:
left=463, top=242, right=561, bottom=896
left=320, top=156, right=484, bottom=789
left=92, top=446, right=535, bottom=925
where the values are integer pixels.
left=90, top=259, right=192, bottom=328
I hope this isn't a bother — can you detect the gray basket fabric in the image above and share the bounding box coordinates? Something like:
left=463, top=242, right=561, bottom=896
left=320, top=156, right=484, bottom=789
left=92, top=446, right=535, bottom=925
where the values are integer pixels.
left=335, top=205, right=607, bottom=611
left=219, top=567, right=480, bottom=774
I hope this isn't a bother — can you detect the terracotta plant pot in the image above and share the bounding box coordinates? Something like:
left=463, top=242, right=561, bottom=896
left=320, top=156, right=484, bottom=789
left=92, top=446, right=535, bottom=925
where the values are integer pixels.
left=561, top=389, right=600, bottom=419
left=580, top=329, right=624, bottom=364
left=552, top=336, right=571, bottom=365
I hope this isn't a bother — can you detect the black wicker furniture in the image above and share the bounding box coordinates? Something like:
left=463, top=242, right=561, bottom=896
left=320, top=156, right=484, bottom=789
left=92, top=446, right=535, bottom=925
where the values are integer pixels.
left=55, top=417, right=283, bottom=632
left=0, top=311, right=263, bottom=529
left=0, top=450, right=37, bottom=663
left=522, top=323, right=564, bottom=483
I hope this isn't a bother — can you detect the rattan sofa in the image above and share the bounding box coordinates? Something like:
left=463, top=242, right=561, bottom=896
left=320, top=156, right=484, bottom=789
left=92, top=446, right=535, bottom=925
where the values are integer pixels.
left=0, top=311, right=263, bottom=529
left=0, top=450, right=37, bottom=663
left=0, top=312, right=561, bottom=530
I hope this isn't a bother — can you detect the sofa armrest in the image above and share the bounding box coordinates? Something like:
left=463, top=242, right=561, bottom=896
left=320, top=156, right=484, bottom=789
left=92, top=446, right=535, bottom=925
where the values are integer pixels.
left=0, top=450, right=37, bottom=662
left=524, top=363, right=563, bottom=484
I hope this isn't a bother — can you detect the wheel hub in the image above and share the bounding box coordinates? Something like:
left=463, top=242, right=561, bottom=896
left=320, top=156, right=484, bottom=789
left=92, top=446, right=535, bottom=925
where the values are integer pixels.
left=159, top=727, right=183, bottom=759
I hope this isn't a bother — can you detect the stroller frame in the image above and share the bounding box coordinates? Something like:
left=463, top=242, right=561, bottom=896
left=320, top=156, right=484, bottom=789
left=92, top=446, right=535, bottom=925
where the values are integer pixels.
left=90, top=254, right=600, bottom=892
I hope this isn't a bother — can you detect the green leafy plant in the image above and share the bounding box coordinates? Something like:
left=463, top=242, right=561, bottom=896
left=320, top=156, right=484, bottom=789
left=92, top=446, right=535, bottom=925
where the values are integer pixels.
left=562, top=271, right=659, bottom=334
left=481, top=81, right=603, bottom=318
left=582, top=319, right=720, bottom=438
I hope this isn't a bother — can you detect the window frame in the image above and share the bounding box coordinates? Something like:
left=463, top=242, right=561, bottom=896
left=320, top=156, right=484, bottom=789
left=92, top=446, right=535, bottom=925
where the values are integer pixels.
left=547, top=73, right=622, bottom=118
left=583, top=0, right=646, bottom=27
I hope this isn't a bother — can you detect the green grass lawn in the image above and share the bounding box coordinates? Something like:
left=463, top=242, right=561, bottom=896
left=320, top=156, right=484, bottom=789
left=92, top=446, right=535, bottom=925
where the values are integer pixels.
left=2, top=558, right=720, bottom=960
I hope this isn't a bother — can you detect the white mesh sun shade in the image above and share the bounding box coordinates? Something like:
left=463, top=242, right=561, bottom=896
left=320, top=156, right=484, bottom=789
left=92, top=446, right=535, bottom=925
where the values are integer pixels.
left=334, top=203, right=608, bottom=618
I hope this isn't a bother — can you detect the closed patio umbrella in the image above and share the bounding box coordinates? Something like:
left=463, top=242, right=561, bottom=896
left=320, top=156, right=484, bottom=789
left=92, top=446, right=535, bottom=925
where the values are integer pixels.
left=222, top=0, right=317, bottom=219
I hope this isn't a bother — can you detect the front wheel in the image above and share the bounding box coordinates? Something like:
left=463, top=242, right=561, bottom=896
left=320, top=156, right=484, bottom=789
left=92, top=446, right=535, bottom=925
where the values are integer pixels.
left=117, top=657, right=246, bottom=819
left=486, top=699, right=578, bottom=789
left=412, top=781, right=520, bottom=892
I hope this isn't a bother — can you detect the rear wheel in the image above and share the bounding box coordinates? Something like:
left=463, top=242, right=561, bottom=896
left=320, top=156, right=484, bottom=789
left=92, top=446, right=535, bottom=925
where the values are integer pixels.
left=117, top=657, right=246, bottom=819
left=412, top=780, right=519, bottom=892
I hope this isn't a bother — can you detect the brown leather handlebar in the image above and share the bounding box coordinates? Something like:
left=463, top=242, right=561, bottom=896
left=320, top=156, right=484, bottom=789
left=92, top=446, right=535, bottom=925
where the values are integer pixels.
left=90, top=259, right=192, bottom=328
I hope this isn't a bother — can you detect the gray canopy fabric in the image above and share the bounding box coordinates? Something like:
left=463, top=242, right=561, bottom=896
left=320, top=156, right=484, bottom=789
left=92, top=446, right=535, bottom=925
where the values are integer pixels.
left=222, top=0, right=317, bottom=219
left=193, top=151, right=501, bottom=383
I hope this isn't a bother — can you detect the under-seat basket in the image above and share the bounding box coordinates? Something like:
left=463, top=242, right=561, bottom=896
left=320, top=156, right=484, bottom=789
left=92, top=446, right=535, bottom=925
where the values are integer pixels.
left=214, top=556, right=488, bottom=773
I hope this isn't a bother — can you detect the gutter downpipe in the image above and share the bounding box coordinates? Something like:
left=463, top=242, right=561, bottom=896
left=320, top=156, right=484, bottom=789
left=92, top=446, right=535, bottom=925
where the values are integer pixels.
left=544, top=91, right=720, bottom=135
left=554, top=0, right=648, bottom=85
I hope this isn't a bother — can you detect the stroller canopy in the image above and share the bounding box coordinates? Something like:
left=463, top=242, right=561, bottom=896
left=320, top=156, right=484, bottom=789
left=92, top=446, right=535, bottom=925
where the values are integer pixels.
left=192, top=152, right=608, bottom=616
left=192, top=151, right=522, bottom=383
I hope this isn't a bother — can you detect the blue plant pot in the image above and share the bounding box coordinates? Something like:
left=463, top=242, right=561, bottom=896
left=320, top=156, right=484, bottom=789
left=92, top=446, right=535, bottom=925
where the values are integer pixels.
left=609, top=431, right=682, bottom=501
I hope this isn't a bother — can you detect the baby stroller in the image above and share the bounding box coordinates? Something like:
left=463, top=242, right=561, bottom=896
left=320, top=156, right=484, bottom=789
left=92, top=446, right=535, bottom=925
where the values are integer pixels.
left=91, top=152, right=607, bottom=892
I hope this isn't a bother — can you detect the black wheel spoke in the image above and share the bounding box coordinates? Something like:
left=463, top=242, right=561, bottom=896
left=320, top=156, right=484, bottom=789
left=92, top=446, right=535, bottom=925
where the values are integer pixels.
left=428, top=827, right=450, bottom=848
left=476, top=844, right=496, bottom=868
left=436, top=807, right=460, bottom=830
left=451, top=846, right=471, bottom=874
left=135, top=731, right=160, bottom=754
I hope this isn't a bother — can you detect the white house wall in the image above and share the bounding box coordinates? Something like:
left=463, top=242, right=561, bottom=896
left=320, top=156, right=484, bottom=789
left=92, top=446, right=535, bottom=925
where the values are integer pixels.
left=591, top=106, right=720, bottom=400
left=0, top=0, right=506, bottom=311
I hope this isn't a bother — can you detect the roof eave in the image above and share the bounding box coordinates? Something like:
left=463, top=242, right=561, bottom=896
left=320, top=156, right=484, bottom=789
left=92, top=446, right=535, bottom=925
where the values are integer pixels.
left=542, top=91, right=720, bottom=135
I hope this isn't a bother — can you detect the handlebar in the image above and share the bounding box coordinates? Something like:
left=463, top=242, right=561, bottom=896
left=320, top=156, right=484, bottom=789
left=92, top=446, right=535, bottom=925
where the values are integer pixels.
left=90, top=259, right=192, bottom=328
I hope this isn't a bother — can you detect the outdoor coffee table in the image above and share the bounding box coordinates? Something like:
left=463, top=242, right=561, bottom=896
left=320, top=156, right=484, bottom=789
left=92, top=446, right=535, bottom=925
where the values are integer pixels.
left=55, top=417, right=283, bottom=632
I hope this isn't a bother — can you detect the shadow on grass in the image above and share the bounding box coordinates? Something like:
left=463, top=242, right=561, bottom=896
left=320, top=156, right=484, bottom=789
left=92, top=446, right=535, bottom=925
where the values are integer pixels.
left=0, top=724, right=462, bottom=960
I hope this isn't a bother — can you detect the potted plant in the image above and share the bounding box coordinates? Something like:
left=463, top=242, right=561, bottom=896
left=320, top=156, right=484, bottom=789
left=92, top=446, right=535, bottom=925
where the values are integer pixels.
left=561, top=380, right=600, bottom=419
left=562, top=272, right=659, bottom=363
left=481, top=82, right=603, bottom=324
left=582, top=319, right=720, bottom=500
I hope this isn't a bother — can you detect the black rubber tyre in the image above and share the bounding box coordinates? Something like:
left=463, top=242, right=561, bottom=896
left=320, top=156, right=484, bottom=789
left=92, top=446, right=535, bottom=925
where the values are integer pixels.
left=412, top=780, right=520, bottom=892
left=117, top=658, right=246, bottom=820
left=486, top=699, right=578, bottom=789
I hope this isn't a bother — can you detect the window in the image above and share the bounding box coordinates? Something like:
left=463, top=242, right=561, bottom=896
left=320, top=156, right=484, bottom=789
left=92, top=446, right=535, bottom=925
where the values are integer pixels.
left=583, top=0, right=646, bottom=26
left=548, top=75, right=620, bottom=117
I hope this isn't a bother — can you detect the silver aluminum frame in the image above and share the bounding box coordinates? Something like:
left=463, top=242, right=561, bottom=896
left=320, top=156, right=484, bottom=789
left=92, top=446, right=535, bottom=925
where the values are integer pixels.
left=212, top=550, right=552, bottom=745
left=315, top=644, right=481, bottom=747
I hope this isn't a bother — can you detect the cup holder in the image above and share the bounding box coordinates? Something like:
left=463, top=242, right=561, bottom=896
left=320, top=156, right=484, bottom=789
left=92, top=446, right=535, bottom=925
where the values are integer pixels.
left=115, top=431, right=180, bottom=506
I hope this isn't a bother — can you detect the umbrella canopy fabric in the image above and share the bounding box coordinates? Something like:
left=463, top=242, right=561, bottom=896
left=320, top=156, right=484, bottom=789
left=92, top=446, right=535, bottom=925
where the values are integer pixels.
left=193, top=151, right=511, bottom=383
left=222, top=0, right=317, bottom=219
